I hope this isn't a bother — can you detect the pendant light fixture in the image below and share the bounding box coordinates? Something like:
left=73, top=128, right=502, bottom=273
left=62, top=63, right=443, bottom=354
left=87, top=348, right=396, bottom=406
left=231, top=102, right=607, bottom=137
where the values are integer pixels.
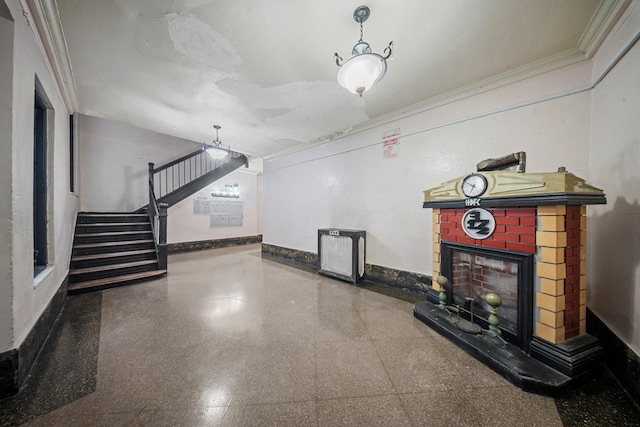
left=204, top=125, right=229, bottom=160
left=334, top=5, right=393, bottom=96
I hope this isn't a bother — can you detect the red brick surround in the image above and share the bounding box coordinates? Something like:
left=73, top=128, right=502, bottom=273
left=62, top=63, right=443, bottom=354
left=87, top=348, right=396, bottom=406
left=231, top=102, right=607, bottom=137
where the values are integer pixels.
left=433, top=205, right=587, bottom=344
left=439, top=207, right=536, bottom=253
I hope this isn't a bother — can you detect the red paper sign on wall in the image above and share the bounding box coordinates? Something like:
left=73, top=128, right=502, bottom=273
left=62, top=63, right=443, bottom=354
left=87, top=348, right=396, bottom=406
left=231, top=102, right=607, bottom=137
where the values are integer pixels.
left=382, top=128, right=400, bottom=159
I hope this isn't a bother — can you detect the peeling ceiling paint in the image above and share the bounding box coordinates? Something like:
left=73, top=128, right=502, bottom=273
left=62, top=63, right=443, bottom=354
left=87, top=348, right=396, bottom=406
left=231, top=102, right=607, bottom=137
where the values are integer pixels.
left=54, top=0, right=608, bottom=158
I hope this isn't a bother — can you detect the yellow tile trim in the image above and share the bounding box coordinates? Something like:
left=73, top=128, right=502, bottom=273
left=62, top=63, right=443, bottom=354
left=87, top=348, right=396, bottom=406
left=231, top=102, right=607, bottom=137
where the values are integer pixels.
left=540, top=278, right=564, bottom=296
left=536, top=322, right=565, bottom=344
left=536, top=292, right=565, bottom=312
left=539, top=308, right=565, bottom=328
left=537, top=262, right=567, bottom=280
left=540, top=247, right=565, bottom=264
left=536, top=231, right=567, bottom=248
left=538, top=205, right=567, bottom=216
left=540, top=215, right=565, bottom=231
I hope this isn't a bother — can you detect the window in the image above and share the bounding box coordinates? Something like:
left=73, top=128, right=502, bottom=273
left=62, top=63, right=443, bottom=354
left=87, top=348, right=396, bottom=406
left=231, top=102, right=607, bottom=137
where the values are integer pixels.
left=70, top=114, right=76, bottom=193
left=34, top=90, right=48, bottom=275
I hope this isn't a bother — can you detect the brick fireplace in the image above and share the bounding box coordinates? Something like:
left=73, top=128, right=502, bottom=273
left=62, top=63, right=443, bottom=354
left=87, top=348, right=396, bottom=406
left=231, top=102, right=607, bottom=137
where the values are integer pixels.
left=415, top=169, right=606, bottom=393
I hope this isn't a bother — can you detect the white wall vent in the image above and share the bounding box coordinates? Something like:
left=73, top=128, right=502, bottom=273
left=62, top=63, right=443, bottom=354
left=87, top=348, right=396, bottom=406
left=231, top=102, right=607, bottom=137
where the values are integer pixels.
left=317, top=229, right=365, bottom=283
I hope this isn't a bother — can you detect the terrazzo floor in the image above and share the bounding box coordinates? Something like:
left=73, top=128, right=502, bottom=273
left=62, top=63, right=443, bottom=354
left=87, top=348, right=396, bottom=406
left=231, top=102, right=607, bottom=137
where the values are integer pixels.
left=1, top=244, right=639, bottom=426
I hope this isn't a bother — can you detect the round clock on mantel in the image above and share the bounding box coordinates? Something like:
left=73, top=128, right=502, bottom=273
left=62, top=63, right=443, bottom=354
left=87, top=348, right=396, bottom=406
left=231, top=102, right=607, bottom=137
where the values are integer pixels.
left=461, top=173, right=488, bottom=198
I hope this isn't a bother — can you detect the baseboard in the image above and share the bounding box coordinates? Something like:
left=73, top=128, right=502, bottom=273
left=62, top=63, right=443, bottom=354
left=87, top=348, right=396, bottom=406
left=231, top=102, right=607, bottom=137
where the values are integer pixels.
left=168, top=235, right=262, bottom=254
left=587, top=308, right=640, bottom=406
left=261, top=243, right=318, bottom=270
left=0, top=276, right=68, bottom=399
left=364, top=264, right=432, bottom=295
left=261, top=243, right=432, bottom=295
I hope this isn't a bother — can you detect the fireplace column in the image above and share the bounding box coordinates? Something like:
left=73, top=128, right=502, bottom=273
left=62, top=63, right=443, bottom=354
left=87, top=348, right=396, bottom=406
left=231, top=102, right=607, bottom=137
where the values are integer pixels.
left=535, top=205, right=586, bottom=344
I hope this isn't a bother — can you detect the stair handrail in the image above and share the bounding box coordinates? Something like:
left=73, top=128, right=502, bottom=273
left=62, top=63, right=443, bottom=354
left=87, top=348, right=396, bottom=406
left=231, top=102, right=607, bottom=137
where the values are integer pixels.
left=150, top=147, right=245, bottom=201
left=148, top=162, right=168, bottom=270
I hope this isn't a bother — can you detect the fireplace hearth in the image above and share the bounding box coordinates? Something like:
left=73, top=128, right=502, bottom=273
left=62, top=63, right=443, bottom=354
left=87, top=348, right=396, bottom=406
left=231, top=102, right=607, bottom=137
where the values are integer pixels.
left=417, top=169, right=607, bottom=394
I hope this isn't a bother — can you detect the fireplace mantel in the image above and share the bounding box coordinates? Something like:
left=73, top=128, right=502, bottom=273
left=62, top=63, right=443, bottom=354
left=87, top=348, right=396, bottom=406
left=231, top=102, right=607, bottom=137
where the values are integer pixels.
left=416, top=169, right=606, bottom=393
left=423, top=170, right=606, bottom=208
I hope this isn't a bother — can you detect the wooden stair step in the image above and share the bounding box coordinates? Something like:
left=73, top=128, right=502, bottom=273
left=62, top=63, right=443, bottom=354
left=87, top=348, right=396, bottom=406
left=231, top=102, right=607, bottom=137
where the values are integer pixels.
left=68, top=270, right=167, bottom=294
left=70, top=260, right=157, bottom=275
left=75, top=231, right=152, bottom=237
left=79, top=213, right=148, bottom=217
left=77, top=222, right=150, bottom=227
left=72, top=249, right=156, bottom=262
left=74, top=239, right=154, bottom=249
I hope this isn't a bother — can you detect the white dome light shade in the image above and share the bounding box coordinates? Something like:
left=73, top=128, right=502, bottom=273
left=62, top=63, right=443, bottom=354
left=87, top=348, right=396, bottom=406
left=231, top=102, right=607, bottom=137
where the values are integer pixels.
left=336, top=53, right=387, bottom=96
left=334, top=6, right=393, bottom=96
left=206, top=146, right=228, bottom=160
left=205, top=124, right=229, bottom=160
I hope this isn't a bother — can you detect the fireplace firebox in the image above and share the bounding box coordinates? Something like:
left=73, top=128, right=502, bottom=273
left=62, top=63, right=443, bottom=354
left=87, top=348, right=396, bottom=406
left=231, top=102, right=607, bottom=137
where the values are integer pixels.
left=415, top=169, right=607, bottom=394
left=441, top=242, right=533, bottom=351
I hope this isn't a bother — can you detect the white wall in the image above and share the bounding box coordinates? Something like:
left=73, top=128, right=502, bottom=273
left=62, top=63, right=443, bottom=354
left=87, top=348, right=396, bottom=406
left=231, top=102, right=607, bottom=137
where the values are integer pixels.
left=77, top=114, right=203, bottom=212
left=588, top=4, right=640, bottom=355
left=5, top=0, right=79, bottom=349
left=264, top=61, right=593, bottom=274
left=167, top=168, right=261, bottom=243
left=0, top=7, right=14, bottom=352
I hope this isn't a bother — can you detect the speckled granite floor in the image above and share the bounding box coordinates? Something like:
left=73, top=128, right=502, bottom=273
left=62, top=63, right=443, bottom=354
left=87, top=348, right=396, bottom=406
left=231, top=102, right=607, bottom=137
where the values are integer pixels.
left=0, top=293, right=101, bottom=426
left=1, top=244, right=638, bottom=426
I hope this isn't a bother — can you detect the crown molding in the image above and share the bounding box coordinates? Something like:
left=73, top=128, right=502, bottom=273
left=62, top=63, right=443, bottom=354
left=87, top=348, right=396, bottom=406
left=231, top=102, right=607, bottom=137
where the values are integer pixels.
left=266, top=0, right=631, bottom=162
left=23, top=0, right=78, bottom=112
left=578, top=0, right=631, bottom=58
left=266, top=47, right=588, bottom=161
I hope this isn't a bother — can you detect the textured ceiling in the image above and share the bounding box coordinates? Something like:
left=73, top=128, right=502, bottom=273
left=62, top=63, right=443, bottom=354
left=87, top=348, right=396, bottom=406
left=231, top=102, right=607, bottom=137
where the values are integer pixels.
left=52, top=0, right=613, bottom=158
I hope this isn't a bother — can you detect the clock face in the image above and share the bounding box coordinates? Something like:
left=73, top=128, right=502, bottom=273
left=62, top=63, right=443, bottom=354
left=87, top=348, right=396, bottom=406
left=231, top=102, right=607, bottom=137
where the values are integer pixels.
left=461, top=174, right=488, bottom=198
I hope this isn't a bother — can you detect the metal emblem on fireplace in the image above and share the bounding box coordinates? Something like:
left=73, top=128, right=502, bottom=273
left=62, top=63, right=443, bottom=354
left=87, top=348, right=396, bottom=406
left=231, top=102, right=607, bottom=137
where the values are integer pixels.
left=462, top=208, right=495, bottom=239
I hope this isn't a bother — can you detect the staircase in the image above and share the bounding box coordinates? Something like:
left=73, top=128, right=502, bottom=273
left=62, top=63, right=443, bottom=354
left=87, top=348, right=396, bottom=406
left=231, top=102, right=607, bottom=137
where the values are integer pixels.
left=68, top=213, right=166, bottom=294
left=68, top=146, right=249, bottom=294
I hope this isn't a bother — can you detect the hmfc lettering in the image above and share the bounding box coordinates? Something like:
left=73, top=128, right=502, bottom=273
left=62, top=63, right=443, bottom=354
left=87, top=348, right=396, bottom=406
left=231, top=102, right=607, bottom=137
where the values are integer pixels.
left=465, top=198, right=481, bottom=207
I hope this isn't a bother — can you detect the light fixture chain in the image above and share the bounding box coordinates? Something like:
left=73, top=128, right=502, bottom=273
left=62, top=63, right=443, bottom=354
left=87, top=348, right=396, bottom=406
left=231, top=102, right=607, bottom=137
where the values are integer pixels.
left=359, top=21, right=363, bottom=42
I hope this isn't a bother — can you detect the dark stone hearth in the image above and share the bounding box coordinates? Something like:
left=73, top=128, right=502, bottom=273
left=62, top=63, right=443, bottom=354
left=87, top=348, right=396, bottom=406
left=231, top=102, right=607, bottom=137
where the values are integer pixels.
left=414, top=300, right=581, bottom=396
left=529, top=334, right=604, bottom=378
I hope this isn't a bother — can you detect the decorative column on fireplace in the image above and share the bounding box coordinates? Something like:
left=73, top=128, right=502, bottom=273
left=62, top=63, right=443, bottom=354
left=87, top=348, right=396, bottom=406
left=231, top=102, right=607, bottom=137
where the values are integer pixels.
left=415, top=168, right=606, bottom=393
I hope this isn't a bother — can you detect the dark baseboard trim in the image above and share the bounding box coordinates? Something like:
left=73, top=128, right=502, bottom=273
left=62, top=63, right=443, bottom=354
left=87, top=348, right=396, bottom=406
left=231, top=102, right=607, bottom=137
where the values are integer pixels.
left=168, top=235, right=262, bottom=254
left=0, top=275, right=68, bottom=399
left=587, top=308, right=640, bottom=406
left=260, top=243, right=431, bottom=296
left=364, top=264, right=431, bottom=295
left=261, top=243, right=318, bottom=271
left=0, top=350, right=18, bottom=399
